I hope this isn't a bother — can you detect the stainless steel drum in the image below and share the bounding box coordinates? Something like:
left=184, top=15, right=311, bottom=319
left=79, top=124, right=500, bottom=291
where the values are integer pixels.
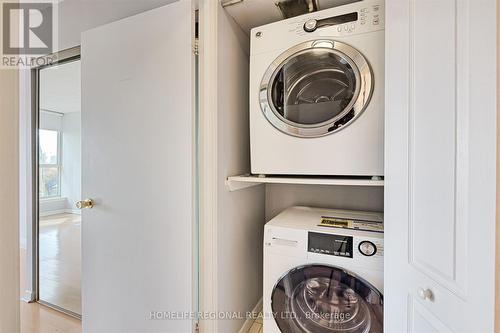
left=271, top=265, right=383, bottom=333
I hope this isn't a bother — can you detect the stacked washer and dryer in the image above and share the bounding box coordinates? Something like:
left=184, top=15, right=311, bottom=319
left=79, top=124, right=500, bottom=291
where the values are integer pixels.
left=249, top=1, right=385, bottom=332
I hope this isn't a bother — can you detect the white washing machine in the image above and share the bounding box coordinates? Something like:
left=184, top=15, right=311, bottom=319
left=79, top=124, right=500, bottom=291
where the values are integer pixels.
left=263, top=206, right=383, bottom=333
left=250, top=0, right=384, bottom=176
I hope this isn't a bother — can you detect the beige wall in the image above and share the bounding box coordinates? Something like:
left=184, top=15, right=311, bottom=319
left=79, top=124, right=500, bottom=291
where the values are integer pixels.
left=0, top=6, right=20, bottom=333
left=497, top=0, right=500, bottom=331
left=0, top=67, right=20, bottom=332
left=497, top=0, right=500, bottom=330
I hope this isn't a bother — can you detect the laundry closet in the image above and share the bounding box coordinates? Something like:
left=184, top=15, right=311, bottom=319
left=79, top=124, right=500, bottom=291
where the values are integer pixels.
left=197, top=0, right=497, bottom=332
left=73, top=0, right=496, bottom=332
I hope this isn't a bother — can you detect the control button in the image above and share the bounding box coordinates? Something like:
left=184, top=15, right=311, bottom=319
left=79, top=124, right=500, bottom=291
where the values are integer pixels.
left=373, top=5, right=380, bottom=11
left=358, top=241, right=377, bottom=256
left=360, top=8, right=368, bottom=13
left=344, top=24, right=349, bottom=31
left=337, top=25, right=342, bottom=32
left=350, top=23, right=355, bottom=30
left=360, top=20, right=366, bottom=25
left=373, top=18, right=380, bottom=25
left=303, top=19, right=318, bottom=32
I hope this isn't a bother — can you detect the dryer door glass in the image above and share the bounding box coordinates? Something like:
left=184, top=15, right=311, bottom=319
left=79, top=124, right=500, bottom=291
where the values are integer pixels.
left=271, top=264, right=383, bottom=333
left=271, top=49, right=357, bottom=126
left=260, top=40, right=373, bottom=138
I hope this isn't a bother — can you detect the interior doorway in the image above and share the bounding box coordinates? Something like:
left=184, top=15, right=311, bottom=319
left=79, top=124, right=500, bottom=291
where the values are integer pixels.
left=34, top=51, right=82, bottom=318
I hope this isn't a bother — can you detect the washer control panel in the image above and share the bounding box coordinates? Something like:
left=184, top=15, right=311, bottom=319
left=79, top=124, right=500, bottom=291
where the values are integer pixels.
left=308, top=231, right=383, bottom=261
left=308, top=232, right=354, bottom=258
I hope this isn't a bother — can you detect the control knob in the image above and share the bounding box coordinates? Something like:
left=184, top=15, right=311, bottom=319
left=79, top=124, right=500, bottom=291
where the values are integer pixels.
left=303, top=19, right=318, bottom=32
left=358, top=241, right=377, bottom=256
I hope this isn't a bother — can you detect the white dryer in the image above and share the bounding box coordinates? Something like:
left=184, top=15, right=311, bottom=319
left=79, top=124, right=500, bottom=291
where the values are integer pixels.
left=250, top=0, right=384, bottom=176
left=263, top=206, right=383, bottom=333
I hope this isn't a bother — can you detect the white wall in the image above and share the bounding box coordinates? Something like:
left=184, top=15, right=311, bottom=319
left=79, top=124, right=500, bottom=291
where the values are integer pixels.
left=215, top=7, right=266, bottom=333
left=39, top=110, right=62, bottom=131
left=61, top=111, right=81, bottom=211
left=19, top=70, right=30, bottom=250
left=265, top=184, right=384, bottom=221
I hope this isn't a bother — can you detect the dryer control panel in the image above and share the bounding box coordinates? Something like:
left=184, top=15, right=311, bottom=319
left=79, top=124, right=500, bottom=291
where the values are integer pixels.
left=281, top=0, right=385, bottom=38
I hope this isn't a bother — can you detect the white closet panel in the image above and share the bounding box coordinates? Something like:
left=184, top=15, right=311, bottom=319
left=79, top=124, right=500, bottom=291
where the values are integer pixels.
left=385, top=0, right=497, bottom=331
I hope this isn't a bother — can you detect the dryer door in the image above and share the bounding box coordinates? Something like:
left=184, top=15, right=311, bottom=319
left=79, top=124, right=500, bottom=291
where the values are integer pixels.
left=260, top=40, right=373, bottom=138
left=271, top=264, right=383, bottom=333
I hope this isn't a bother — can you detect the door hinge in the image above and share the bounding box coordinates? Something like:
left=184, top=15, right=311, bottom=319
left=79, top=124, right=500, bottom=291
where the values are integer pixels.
left=195, top=321, right=200, bottom=333
left=193, top=38, right=199, bottom=55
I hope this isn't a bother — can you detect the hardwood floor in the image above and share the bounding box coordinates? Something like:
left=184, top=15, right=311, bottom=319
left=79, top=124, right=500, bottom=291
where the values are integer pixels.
left=39, top=213, right=81, bottom=315
left=20, top=213, right=82, bottom=333
left=246, top=311, right=263, bottom=333
left=23, top=213, right=261, bottom=332
left=20, top=300, right=82, bottom=333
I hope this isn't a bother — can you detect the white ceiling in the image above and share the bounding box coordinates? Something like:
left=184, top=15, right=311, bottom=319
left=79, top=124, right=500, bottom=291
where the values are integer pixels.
left=40, top=60, right=81, bottom=114
left=52, top=0, right=180, bottom=51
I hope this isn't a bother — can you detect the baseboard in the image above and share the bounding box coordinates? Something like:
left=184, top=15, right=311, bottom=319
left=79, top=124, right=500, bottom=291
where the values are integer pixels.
left=39, top=208, right=81, bottom=217
left=39, top=209, right=67, bottom=217
left=21, top=290, right=34, bottom=303
left=238, top=298, right=263, bottom=333
left=65, top=209, right=81, bottom=215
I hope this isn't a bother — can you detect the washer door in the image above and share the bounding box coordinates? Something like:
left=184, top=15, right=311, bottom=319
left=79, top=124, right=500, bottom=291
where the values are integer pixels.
left=260, top=40, right=373, bottom=137
left=271, top=265, right=383, bottom=333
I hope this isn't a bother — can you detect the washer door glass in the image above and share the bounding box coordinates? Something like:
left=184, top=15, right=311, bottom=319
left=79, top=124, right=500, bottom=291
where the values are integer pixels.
left=271, top=49, right=357, bottom=125
left=260, top=40, right=373, bottom=137
left=271, top=265, right=383, bottom=333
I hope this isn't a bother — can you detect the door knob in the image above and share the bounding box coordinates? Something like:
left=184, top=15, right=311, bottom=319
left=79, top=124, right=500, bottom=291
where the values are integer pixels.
left=418, top=288, right=433, bottom=301
left=76, top=198, right=94, bottom=209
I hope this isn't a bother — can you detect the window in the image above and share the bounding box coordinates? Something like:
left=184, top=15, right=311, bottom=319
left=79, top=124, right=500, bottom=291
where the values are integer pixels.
left=39, top=129, right=61, bottom=198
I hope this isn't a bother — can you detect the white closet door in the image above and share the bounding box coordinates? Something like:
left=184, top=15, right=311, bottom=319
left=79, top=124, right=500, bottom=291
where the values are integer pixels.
left=81, top=1, right=194, bottom=332
left=385, top=0, right=497, bottom=332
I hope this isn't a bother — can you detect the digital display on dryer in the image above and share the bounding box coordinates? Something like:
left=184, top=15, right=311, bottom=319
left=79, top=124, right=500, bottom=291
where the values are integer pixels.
left=308, top=232, right=353, bottom=258
left=326, top=12, right=359, bottom=25
left=303, top=12, right=359, bottom=33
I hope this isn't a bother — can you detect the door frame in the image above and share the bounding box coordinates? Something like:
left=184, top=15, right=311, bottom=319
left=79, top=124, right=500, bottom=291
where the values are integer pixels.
left=197, top=0, right=219, bottom=331
left=29, top=46, right=81, bottom=319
